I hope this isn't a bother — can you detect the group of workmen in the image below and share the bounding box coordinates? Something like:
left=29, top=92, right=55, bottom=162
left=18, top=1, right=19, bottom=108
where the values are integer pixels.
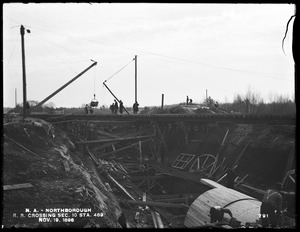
left=209, top=168, right=285, bottom=228
left=110, top=100, right=123, bottom=114
left=109, top=100, right=139, bottom=114
left=84, top=104, right=94, bottom=114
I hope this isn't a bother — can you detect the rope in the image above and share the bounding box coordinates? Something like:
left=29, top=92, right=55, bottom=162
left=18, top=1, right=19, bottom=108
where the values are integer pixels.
left=5, top=33, right=19, bottom=68
left=94, top=65, right=96, bottom=96
left=223, top=198, right=260, bottom=209
left=104, top=58, right=134, bottom=83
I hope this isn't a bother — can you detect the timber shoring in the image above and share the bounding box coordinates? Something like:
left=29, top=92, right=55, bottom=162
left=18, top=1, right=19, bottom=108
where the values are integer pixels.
left=30, top=113, right=296, bottom=125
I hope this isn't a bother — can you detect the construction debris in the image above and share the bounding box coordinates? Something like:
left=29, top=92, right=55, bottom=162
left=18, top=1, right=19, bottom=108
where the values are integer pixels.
left=2, top=111, right=295, bottom=228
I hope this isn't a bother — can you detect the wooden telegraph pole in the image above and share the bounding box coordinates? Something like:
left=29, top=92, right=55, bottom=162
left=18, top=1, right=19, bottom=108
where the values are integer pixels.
left=20, top=25, right=30, bottom=121
left=135, top=55, right=137, bottom=103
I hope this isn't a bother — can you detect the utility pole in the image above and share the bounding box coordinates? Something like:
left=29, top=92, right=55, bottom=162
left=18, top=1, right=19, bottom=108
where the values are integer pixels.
left=20, top=25, right=30, bottom=121
left=135, top=55, right=137, bottom=103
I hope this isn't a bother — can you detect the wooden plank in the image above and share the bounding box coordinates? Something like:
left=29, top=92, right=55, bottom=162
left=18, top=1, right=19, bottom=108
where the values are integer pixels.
left=63, top=160, right=70, bottom=172
left=107, top=174, right=136, bottom=201
left=155, top=211, right=164, bottom=228
left=151, top=212, right=158, bottom=228
left=4, top=183, right=34, bottom=191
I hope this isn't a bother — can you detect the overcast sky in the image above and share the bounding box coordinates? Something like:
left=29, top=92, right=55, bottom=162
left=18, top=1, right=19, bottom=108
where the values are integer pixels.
left=3, top=3, right=295, bottom=108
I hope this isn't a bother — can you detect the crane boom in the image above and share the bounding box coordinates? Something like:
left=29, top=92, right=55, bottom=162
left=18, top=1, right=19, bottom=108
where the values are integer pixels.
left=103, top=82, right=130, bottom=114
left=29, top=61, right=97, bottom=112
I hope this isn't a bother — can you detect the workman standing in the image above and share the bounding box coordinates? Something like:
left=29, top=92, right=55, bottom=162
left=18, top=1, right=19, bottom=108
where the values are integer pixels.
left=133, top=101, right=139, bottom=114
left=110, top=102, right=115, bottom=114
left=114, top=100, right=119, bottom=114
left=85, top=104, right=89, bottom=114
left=260, top=182, right=283, bottom=228
left=119, top=100, right=124, bottom=114
left=186, top=96, right=189, bottom=106
left=89, top=105, right=93, bottom=114
left=210, top=206, right=233, bottom=223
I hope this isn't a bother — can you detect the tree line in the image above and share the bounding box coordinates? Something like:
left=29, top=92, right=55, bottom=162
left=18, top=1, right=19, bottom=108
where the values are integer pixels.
left=218, top=92, right=295, bottom=115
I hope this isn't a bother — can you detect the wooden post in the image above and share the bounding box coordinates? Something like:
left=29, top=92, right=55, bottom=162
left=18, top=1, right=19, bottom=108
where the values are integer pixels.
left=161, top=94, right=164, bottom=109
left=135, top=55, right=137, bottom=103
left=139, top=140, right=142, bottom=164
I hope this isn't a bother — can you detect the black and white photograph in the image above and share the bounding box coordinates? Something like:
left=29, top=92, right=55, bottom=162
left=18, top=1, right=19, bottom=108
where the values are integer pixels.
left=2, top=2, right=296, bottom=229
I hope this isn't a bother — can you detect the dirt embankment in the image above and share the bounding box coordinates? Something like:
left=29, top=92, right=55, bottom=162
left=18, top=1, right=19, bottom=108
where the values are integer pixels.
left=2, top=119, right=122, bottom=228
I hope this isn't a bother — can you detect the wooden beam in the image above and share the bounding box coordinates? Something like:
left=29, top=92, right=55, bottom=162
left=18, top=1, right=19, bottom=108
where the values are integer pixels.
left=107, top=174, right=136, bottom=201
left=151, top=193, right=200, bottom=200
left=79, top=120, right=133, bottom=125
left=153, top=121, right=168, bottom=159
left=232, top=140, right=251, bottom=169
left=96, top=130, right=121, bottom=139
left=282, top=143, right=295, bottom=186
left=129, top=175, right=167, bottom=181
left=76, top=135, right=154, bottom=145
left=154, top=211, right=164, bottom=228
left=120, top=199, right=189, bottom=209
left=93, top=142, right=119, bottom=152
left=151, top=212, right=158, bottom=228
left=98, top=138, right=152, bottom=158
left=210, top=129, right=229, bottom=176
left=139, top=141, right=142, bottom=164
left=86, top=147, right=100, bottom=166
